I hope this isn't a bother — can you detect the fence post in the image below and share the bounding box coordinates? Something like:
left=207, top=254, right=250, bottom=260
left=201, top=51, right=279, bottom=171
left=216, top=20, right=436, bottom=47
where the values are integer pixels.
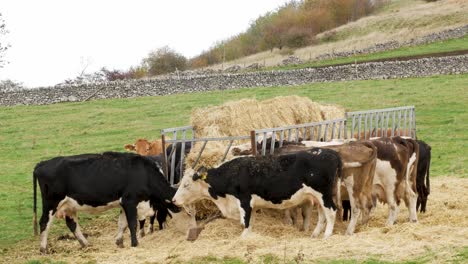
left=161, top=134, right=168, bottom=179
left=250, top=131, right=257, bottom=156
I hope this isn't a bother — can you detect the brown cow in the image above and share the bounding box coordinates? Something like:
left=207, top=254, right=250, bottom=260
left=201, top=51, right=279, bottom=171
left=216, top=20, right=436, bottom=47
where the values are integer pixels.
left=353, top=128, right=411, bottom=140
left=124, top=138, right=165, bottom=156
left=370, top=136, right=419, bottom=225
left=277, top=140, right=378, bottom=235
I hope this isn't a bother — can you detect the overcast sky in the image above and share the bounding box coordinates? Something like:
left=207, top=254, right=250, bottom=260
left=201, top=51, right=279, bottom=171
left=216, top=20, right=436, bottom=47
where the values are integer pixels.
left=0, top=0, right=289, bottom=87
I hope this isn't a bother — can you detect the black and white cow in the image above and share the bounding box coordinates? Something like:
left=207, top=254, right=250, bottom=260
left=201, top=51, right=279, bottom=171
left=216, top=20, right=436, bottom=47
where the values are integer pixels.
left=129, top=143, right=191, bottom=238
left=172, top=149, right=342, bottom=238
left=33, top=152, right=180, bottom=253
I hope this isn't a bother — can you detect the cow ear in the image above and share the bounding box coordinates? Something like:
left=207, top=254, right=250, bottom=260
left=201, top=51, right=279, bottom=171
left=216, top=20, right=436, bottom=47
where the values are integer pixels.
left=193, top=166, right=208, bottom=181
left=124, top=144, right=135, bottom=151
left=192, top=173, right=201, bottom=181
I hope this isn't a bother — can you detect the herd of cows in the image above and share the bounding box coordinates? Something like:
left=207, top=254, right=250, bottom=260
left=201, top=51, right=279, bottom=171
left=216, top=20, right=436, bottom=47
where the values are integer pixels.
left=32, top=133, right=431, bottom=254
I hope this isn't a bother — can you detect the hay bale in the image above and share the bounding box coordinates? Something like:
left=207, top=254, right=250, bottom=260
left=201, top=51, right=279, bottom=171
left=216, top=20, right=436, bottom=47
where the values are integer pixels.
left=187, top=95, right=345, bottom=169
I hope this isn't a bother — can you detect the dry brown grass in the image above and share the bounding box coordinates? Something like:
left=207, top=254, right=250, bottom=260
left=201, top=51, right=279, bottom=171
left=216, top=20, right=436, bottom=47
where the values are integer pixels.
left=208, top=0, right=468, bottom=69
left=5, top=176, right=468, bottom=263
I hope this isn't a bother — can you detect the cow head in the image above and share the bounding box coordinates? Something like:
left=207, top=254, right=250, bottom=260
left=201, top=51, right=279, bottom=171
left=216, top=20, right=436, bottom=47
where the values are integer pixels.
left=125, top=139, right=165, bottom=156
left=172, top=167, right=209, bottom=206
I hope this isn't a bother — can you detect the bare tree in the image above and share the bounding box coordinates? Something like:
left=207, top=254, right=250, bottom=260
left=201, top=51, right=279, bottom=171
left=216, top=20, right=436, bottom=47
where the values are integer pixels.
left=0, top=13, right=11, bottom=68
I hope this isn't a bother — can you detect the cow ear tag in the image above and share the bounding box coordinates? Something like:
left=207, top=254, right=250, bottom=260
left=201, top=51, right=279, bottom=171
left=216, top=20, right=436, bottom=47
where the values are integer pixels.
left=201, top=172, right=208, bottom=180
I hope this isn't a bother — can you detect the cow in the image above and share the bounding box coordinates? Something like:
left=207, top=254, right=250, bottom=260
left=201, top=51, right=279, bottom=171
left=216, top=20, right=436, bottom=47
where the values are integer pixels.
left=277, top=140, right=377, bottom=235
left=124, top=138, right=165, bottom=156
left=369, top=136, right=419, bottom=225
left=173, top=149, right=343, bottom=239
left=353, top=128, right=411, bottom=140
left=120, top=142, right=191, bottom=238
left=33, top=152, right=180, bottom=253
left=132, top=143, right=192, bottom=237
left=342, top=138, right=431, bottom=217
left=415, top=140, right=431, bottom=213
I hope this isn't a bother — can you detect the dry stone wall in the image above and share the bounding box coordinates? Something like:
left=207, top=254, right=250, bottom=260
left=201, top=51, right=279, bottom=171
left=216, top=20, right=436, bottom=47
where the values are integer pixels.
left=1, top=55, right=467, bottom=107
left=316, top=25, right=468, bottom=60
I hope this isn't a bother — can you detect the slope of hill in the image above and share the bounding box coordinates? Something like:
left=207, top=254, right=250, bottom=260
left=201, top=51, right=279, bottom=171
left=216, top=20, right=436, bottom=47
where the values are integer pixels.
left=208, top=0, right=468, bottom=70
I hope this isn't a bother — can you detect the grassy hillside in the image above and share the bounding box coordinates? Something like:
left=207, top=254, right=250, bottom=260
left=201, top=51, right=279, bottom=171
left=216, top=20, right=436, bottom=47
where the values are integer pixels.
left=269, top=35, right=468, bottom=71
left=0, top=74, right=467, bottom=252
left=212, top=0, right=468, bottom=70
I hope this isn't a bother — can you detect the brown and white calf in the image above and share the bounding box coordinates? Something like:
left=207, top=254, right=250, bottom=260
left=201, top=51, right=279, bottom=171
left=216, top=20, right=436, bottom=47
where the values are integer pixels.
left=370, top=136, right=419, bottom=225
left=276, top=140, right=378, bottom=235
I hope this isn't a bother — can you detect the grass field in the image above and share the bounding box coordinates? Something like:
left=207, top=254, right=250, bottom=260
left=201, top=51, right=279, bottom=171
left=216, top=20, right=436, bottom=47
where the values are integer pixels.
left=0, top=74, right=467, bottom=263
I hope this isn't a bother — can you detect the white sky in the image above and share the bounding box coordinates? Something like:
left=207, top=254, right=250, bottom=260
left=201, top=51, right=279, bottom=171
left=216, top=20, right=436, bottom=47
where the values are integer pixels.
left=0, top=0, right=289, bottom=87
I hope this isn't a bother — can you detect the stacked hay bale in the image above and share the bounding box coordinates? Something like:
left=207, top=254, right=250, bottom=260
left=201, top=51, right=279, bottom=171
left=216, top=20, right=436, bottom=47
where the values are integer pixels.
left=184, top=95, right=345, bottom=219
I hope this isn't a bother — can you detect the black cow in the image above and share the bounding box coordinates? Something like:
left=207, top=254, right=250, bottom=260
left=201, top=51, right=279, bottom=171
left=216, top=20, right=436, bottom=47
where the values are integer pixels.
left=173, top=149, right=343, bottom=238
left=33, top=152, right=179, bottom=253
left=134, top=143, right=192, bottom=236
left=416, top=140, right=431, bottom=213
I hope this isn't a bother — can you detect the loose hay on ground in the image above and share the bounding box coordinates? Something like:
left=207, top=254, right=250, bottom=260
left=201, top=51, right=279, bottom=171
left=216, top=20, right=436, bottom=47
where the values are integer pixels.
left=6, top=177, right=468, bottom=263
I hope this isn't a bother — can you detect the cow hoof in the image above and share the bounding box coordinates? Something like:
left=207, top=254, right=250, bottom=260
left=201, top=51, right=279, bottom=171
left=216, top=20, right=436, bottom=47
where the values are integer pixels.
left=311, top=232, right=320, bottom=238
left=139, top=230, right=145, bottom=238
left=78, top=241, right=89, bottom=248
left=131, top=241, right=139, bottom=247
left=40, top=247, right=48, bottom=254
left=411, top=219, right=418, bottom=223
left=115, top=238, right=124, bottom=248
left=240, top=229, right=250, bottom=239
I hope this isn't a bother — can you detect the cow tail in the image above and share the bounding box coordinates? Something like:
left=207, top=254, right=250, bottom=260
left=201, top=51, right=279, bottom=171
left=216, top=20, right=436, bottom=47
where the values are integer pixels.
left=360, top=141, right=378, bottom=165
left=335, top=154, right=344, bottom=212
left=33, top=169, right=38, bottom=236
left=426, top=148, right=431, bottom=195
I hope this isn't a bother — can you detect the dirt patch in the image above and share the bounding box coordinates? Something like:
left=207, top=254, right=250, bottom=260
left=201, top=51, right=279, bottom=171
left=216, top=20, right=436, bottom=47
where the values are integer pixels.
left=4, top=177, right=468, bottom=263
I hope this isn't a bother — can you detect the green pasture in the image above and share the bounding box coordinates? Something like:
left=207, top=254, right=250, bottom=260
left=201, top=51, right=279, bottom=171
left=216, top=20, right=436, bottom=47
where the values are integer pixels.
left=0, top=74, right=467, bottom=260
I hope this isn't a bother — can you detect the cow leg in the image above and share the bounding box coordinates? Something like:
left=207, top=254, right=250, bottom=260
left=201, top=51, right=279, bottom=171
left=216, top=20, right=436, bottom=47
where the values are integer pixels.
left=65, top=215, right=88, bottom=248
left=419, top=186, right=429, bottom=213
left=344, top=177, right=360, bottom=235
left=311, top=205, right=325, bottom=238
left=404, top=183, right=418, bottom=223
left=149, top=214, right=156, bottom=233
left=284, top=208, right=293, bottom=225
left=385, top=185, right=398, bottom=226
left=323, top=205, right=337, bottom=239
left=39, top=199, right=60, bottom=254
left=138, top=219, right=146, bottom=238
left=121, top=201, right=139, bottom=247
left=302, top=202, right=313, bottom=232
left=239, top=199, right=252, bottom=239
left=156, top=208, right=167, bottom=230
left=115, top=210, right=128, bottom=248
left=342, top=200, right=351, bottom=222
left=39, top=209, right=55, bottom=254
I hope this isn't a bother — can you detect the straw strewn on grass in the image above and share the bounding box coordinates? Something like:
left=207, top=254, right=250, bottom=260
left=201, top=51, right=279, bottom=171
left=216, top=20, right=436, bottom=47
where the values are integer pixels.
left=7, top=177, right=467, bottom=263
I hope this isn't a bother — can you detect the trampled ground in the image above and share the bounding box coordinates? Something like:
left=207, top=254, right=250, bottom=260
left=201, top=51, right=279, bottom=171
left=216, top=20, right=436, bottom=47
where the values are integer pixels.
left=4, top=177, right=467, bottom=264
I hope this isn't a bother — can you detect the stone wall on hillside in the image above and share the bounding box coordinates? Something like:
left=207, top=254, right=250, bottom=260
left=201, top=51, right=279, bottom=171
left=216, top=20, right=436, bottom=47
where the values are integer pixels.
left=1, top=55, right=467, bottom=106
left=315, top=25, right=468, bottom=61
